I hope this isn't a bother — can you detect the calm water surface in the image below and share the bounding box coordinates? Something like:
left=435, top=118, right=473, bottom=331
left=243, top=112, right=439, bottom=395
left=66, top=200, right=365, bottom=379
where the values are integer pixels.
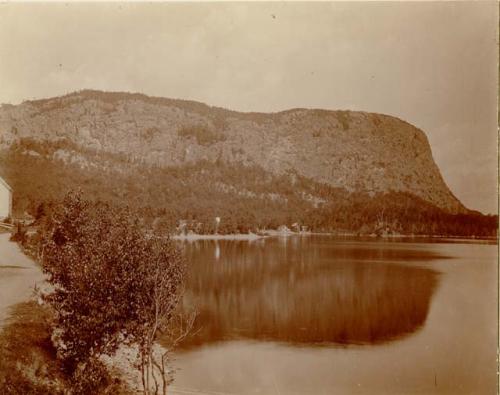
left=169, top=236, right=497, bottom=395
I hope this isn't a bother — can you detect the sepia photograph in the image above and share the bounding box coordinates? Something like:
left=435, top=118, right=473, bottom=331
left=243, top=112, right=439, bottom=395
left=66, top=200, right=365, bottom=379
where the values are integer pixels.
left=0, top=1, right=498, bottom=394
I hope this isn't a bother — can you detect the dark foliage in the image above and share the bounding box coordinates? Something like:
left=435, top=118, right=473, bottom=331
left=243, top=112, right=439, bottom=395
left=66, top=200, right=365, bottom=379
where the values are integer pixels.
left=0, top=143, right=497, bottom=238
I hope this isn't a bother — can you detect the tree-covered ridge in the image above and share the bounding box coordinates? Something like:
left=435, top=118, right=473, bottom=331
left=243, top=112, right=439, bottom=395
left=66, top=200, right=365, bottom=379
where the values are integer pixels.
left=1, top=140, right=496, bottom=238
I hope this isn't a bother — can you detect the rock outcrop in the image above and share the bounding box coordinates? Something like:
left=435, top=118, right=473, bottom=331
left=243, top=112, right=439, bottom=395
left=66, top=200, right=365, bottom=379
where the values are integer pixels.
left=0, top=90, right=465, bottom=213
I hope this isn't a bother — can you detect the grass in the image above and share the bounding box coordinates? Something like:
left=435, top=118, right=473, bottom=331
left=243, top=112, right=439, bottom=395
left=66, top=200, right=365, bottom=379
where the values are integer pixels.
left=0, top=301, right=66, bottom=394
left=0, top=301, right=131, bottom=394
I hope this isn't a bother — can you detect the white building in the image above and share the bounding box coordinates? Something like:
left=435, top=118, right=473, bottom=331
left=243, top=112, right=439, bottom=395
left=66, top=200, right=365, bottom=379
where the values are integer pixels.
left=0, top=177, right=12, bottom=220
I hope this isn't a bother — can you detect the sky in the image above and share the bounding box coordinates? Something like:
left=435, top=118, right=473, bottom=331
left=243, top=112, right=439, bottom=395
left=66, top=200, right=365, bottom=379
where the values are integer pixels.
left=0, top=2, right=497, bottom=214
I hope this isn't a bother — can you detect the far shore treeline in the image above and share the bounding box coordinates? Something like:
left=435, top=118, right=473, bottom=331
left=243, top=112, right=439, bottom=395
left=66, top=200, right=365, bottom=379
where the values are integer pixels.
left=2, top=142, right=496, bottom=238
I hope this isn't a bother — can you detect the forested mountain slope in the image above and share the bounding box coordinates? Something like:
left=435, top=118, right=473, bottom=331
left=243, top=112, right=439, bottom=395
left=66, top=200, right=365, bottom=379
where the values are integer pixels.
left=0, top=90, right=495, bottom=236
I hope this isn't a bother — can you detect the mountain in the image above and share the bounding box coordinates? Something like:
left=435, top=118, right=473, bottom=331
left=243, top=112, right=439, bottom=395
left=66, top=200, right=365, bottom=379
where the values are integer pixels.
left=0, top=90, right=495, bottom=236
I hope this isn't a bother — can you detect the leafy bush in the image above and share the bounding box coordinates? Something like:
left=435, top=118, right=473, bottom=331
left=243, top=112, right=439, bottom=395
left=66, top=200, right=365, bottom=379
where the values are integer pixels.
left=70, top=357, right=118, bottom=395
left=40, top=191, right=186, bottom=393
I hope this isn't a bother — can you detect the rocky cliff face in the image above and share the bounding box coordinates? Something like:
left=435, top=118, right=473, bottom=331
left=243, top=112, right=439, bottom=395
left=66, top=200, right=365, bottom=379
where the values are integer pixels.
left=0, top=90, right=465, bottom=213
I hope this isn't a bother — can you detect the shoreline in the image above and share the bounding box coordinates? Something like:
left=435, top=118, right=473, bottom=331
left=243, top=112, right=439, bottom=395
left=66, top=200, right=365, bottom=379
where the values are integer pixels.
left=171, top=232, right=497, bottom=242
left=172, top=233, right=266, bottom=241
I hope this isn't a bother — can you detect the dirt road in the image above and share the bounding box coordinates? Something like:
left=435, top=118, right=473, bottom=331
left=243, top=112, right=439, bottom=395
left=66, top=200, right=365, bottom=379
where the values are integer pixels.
left=0, top=233, right=44, bottom=327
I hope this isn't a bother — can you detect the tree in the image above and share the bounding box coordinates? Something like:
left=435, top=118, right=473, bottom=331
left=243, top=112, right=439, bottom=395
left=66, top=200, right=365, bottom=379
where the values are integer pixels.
left=131, top=234, right=194, bottom=395
left=40, top=191, right=187, bottom=394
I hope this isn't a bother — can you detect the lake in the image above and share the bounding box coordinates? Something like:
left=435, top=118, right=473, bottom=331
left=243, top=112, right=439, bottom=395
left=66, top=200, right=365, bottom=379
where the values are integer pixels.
left=169, top=236, right=497, bottom=395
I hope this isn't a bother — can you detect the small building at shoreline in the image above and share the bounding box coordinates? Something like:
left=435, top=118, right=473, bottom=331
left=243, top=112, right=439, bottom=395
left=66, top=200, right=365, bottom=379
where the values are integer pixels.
left=0, top=177, right=12, bottom=220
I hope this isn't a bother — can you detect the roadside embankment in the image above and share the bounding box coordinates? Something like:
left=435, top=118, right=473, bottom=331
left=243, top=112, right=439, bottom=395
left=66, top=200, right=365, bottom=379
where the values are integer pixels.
left=0, top=233, right=44, bottom=328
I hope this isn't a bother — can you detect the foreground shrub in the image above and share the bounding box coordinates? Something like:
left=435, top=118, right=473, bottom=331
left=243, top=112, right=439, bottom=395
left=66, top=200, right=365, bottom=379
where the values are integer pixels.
left=40, top=191, right=186, bottom=394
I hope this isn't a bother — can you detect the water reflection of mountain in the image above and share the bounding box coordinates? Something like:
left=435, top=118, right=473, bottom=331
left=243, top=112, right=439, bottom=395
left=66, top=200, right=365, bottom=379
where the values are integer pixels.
left=175, top=237, right=441, bottom=349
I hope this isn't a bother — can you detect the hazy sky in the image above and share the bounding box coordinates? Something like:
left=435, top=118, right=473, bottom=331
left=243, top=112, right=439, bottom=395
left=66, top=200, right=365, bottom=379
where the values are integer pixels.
left=0, top=2, right=497, bottom=214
